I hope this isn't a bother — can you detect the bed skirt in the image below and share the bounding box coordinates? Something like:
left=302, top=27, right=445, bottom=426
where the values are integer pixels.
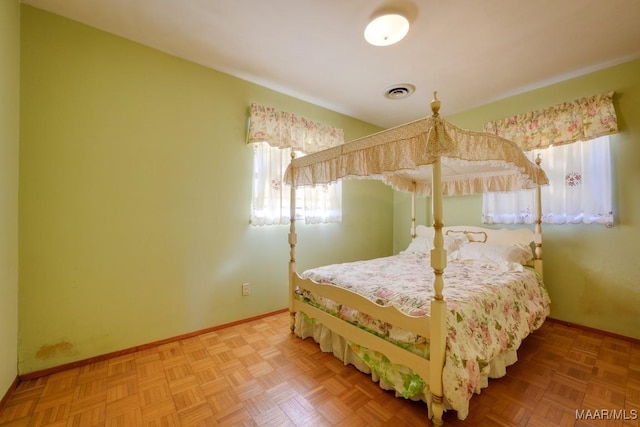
left=294, top=312, right=519, bottom=421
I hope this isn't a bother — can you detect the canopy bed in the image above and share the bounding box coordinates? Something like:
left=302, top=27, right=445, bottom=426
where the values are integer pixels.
left=283, top=93, right=550, bottom=425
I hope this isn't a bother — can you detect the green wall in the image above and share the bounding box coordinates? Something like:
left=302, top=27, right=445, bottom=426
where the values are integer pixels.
left=18, top=6, right=390, bottom=374
left=395, top=58, right=640, bottom=339
left=0, top=0, right=20, bottom=397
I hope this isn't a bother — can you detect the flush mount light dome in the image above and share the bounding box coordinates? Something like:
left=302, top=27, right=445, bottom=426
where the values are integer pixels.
left=364, top=13, right=410, bottom=46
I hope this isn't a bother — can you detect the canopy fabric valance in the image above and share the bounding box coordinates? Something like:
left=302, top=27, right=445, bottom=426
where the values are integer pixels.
left=284, top=113, right=549, bottom=196
left=246, top=103, right=344, bottom=154
left=483, top=91, right=618, bottom=151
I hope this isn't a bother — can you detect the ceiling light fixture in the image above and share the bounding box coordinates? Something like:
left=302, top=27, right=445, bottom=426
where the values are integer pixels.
left=364, top=13, right=410, bottom=46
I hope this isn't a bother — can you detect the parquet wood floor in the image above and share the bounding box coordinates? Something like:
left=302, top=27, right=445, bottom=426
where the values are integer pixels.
left=1, top=312, right=638, bottom=426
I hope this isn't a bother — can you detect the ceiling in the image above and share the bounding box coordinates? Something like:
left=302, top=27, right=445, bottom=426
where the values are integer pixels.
left=21, top=0, right=640, bottom=128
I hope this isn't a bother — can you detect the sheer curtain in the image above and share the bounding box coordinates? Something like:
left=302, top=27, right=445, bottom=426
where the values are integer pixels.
left=247, top=103, right=344, bottom=225
left=482, top=136, right=613, bottom=226
left=482, top=92, right=618, bottom=227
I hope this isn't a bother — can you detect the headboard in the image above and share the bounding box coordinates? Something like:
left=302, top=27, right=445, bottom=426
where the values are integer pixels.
left=416, top=225, right=535, bottom=246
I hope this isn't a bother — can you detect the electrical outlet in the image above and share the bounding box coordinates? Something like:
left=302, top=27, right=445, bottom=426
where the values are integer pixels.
left=241, top=283, right=250, bottom=296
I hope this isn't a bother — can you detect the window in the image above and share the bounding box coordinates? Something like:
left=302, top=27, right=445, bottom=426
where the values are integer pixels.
left=481, top=92, right=618, bottom=227
left=250, top=142, right=341, bottom=225
left=246, top=103, right=344, bottom=226
left=482, top=135, right=613, bottom=226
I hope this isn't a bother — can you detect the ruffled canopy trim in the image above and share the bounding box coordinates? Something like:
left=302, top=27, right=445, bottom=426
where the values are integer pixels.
left=284, top=115, right=548, bottom=196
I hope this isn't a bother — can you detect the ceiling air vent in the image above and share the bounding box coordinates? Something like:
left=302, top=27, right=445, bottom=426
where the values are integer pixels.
left=384, top=83, right=415, bottom=100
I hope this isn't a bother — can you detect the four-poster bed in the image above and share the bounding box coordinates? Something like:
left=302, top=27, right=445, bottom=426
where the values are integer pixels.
left=283, top=93, right=550, bottom=425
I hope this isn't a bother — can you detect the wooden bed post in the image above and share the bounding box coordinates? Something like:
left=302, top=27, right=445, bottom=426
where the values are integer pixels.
left=429, top=93, right=446, bottom=427
left=534, top=154, right=543, bottom=278
left=411, top=181, right=417, bottom=239
left=288, top=152, right=298, bottom=332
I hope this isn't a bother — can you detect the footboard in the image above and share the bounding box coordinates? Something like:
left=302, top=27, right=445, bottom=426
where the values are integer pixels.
left=290, top=273, right=433, bottom=391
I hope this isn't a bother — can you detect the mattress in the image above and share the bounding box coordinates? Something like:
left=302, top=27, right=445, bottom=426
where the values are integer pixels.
left=295, top=252, right=551, bottom=418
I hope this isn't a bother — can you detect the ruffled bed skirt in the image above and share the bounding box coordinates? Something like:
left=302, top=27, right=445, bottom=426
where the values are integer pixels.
left=294, top=312, right=519, bottom=421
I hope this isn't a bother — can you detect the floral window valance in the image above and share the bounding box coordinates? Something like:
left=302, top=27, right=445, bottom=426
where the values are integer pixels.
left=247, top=103, right=344, bottom=154
left=483, top=91, right=618, bottom=151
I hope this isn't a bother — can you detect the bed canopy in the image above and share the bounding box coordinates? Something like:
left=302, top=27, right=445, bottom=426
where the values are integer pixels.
left=284, top=92, right=548, bottom=195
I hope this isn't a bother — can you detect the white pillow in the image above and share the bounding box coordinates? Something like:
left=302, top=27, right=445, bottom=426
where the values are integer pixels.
left=441, top=234, right=467, bottom=254
left=404, top=234, right=467, bottom=255
left=404, top=236, right=430, bottom=254
left=415, top=225, right=432, bottom=238
left=457, top=242, right=533, bottom=266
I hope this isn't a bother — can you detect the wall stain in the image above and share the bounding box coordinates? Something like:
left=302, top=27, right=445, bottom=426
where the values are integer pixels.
left=35, top=340, right=74, bottom=360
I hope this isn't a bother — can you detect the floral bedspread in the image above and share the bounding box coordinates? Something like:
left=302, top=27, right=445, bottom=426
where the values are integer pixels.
left=298, top=252, right=550, bottom=416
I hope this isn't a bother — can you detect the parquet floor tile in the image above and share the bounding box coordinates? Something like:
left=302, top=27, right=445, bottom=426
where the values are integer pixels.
left=1, top=313, right=638, bottom=426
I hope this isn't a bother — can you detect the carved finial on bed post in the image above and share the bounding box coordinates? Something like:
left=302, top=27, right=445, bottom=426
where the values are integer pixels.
left=431, top=91, right=441, bottom=117
left=288, top=151, right=298, bottom=332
